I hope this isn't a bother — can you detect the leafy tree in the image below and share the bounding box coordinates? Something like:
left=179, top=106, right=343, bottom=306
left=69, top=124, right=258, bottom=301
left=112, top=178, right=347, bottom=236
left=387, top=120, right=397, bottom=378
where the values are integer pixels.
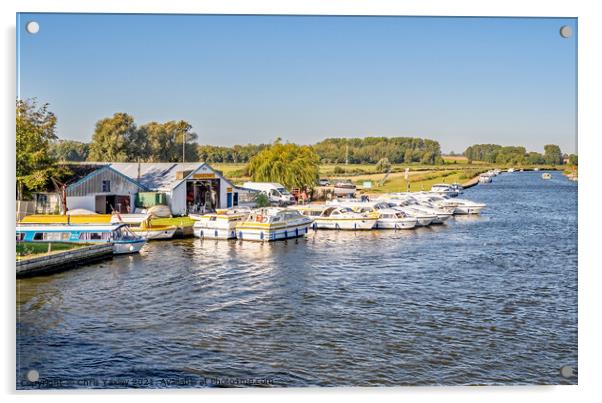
left=16, top=99, right=60, bottom=198
left=247, top=141, right=320, bottom=189
left=49, top=139, right=90, bottom=161
left=526, top=152, right=545, bottom=165
left=142, top=120, right=198, bottom=162
left=88, top=113, right=147, bottom=162
left=544, top=144, right=563, bottom=165
left=403, top=148, right=414, bottom=163
left=568, top=154, right=578, bottom=166
left=375, top=157, right=392, bottom=172
left=421, top=151, right=436, bottom=164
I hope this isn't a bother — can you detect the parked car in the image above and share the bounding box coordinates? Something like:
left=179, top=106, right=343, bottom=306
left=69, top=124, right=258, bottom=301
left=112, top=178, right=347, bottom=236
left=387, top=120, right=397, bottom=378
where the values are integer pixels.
left=242, top=182, right=296, bottom=206
left=318, top=178, right=330, bottom=186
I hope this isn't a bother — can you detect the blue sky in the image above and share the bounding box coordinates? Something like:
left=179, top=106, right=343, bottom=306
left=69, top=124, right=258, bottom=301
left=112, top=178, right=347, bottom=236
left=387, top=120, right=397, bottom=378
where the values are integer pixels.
left=17, top=14, right=577, bottom=154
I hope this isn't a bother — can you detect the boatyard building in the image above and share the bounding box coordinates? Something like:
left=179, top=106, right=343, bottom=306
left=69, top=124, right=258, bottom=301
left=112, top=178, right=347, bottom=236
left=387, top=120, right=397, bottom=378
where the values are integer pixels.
left=30, top=162, right=250, bottom=216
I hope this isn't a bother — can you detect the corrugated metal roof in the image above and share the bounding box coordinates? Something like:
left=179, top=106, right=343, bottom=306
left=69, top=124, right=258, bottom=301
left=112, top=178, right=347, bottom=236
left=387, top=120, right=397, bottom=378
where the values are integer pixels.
left=109, top=162, right=205, bottom=191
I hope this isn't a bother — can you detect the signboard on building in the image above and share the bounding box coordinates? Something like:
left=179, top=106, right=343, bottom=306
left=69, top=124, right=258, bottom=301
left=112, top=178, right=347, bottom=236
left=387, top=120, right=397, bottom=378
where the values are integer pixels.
left=192, top=173, right=216, bottom=180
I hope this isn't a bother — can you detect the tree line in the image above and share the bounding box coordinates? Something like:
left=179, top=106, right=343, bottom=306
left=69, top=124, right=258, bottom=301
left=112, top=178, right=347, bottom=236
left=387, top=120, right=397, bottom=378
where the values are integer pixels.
left=313, top=137, right=442, bottom=165
left=51, top=114, right=444, bottom=165
left=463, top=144, right=574, bottom=165
left=18, top=99, right=576, bottom=199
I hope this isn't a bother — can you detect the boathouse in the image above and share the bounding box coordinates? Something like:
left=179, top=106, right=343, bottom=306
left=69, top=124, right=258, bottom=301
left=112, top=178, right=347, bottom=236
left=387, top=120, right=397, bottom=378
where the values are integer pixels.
left=109, top=162, right=243, bottom=215
left=31, top=162, right=249, bottom=216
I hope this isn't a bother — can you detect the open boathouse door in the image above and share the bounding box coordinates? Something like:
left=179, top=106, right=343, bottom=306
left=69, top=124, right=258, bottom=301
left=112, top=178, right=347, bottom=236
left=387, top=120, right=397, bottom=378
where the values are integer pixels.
left=186, top=174, right=220, bottom=214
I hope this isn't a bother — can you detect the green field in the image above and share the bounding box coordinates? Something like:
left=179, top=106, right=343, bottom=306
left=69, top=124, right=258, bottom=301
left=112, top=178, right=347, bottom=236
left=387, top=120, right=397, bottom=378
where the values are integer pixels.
left=16, top=242, right=83, bottom=259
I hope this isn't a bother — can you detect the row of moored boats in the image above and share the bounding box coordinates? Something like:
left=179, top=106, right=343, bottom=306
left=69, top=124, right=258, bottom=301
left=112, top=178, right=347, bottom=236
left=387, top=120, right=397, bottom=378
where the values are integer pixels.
left=191, top=192, right=486, bottom=241
left=16, top=189, right=486, bottom=253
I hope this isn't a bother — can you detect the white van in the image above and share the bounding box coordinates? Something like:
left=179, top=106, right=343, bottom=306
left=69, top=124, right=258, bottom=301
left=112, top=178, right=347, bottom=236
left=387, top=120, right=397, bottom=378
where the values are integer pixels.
left=242, top=182, right=296, bottom=206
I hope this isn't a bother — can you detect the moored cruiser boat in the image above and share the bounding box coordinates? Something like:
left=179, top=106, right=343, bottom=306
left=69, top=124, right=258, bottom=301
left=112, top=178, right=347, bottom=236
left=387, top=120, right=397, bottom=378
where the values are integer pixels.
left=379, top=195, right=452, bottom=224
left=296, top=205, right=377, bottom=230
left=360, top=207, right=417, bottom=230
left=19, top=213, right=174, bottom=241
left=130, top=222, right=177, bottom=240
left=416, top=194, right=486, bottom=215
left=193, top=208, right=251, bottom=239
left=479, top=174, right=492, bottom=184
left=235, top=208, right=313, bottom=241
left=542, top=172, right=552, bottom=180
left=430, top=184, right=460, bottom=197
left=374, top=199, right=435, bottom=227
left=16, top=223, right=146, bottom=254
left=325, top=199, right=417, bottom=230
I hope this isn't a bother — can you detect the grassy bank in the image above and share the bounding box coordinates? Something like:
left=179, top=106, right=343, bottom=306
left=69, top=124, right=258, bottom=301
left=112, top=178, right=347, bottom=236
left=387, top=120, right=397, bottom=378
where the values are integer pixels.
left=16, top=242, right=84, bottom=259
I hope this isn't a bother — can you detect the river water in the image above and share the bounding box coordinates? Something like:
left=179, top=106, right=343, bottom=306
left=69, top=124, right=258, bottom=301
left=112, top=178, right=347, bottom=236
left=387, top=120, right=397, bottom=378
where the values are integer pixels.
left=17, top=171, right=577, bottom=388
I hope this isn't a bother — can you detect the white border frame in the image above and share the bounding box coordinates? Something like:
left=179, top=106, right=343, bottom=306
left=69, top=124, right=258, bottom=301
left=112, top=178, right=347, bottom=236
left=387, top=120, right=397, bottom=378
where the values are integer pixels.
left=3, top=1, right=599, bottom=402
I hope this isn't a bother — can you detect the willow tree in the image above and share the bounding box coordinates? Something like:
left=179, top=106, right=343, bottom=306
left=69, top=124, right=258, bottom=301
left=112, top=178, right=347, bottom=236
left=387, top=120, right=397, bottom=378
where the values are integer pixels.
left=247, top=141, right=320, bottom=189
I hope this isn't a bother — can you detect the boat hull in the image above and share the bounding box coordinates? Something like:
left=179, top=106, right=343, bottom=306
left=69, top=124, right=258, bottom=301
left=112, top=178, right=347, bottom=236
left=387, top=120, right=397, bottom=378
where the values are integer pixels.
left=414, top=216, right=434, bottom=226
left=313, top=219, right=376, bottom=230
left=431, top=213, right=452, bottom=224
left=374, top=218, right=417, bottom=230
left=113, top=239, right=146, bottom=254
left=132, top=227, right=177, bottom=240
left=194, top=227, right=237, bottom=240
left=236, top=223, right=312, bottom=241
left=452, top=205, right=485, bottom=215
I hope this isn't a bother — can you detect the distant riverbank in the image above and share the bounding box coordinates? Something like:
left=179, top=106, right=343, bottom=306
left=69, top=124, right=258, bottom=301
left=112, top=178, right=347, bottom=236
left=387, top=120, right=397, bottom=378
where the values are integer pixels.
left=213, top=162, right=565, bottom=193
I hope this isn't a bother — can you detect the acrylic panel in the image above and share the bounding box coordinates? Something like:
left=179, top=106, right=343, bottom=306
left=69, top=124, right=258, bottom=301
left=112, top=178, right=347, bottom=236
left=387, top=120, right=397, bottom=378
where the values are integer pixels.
left=16, top=13, right=578, bottom=389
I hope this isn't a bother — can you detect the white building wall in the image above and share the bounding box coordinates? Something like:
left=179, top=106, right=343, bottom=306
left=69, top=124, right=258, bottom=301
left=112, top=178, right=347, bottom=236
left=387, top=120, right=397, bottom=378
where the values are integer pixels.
left=67, top=196, right=96, bottom=212
left=220, top=181, right=230, bottom=209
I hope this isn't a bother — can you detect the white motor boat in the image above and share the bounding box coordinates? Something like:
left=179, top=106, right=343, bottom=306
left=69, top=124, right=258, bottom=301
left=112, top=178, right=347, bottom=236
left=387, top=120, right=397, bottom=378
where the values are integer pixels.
left=366, top=207, right=417, bottom=230
left=479, top=174, right=492, bottom=184
left=417, top=194, right=486, bottom=215
left=131, top=225, right=177, bottom=240
left=235, top=208, right=313, bottom=241
left=193, top=208, right=251, bottom=239
left=327, top=200, right=417, bottom=230
left=430, top=184, right=460, bottom=197
left=375, top=199, right=435, bottom=227
left=381, top=195, right=452, bottom=224
left=542, top=173, right=552, bottom=180
left=295, top=205, right=377, bottom=230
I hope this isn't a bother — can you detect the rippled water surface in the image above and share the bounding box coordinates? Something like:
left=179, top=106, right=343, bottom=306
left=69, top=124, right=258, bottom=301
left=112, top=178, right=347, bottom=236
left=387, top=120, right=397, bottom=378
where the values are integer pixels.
left=17, top=171, right=577, bottom=388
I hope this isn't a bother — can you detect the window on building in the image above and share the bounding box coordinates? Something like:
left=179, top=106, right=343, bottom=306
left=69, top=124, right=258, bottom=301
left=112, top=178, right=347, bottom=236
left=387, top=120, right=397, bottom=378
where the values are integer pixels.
left=102, top=180, right=111, bottom=192
left=33, top=233, right=44, bottom=240
left=233, top=192, right=239, bottom=206
left=37, top=194, right=49, bottom=208
left=16, top=232, right=24, bottom=241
